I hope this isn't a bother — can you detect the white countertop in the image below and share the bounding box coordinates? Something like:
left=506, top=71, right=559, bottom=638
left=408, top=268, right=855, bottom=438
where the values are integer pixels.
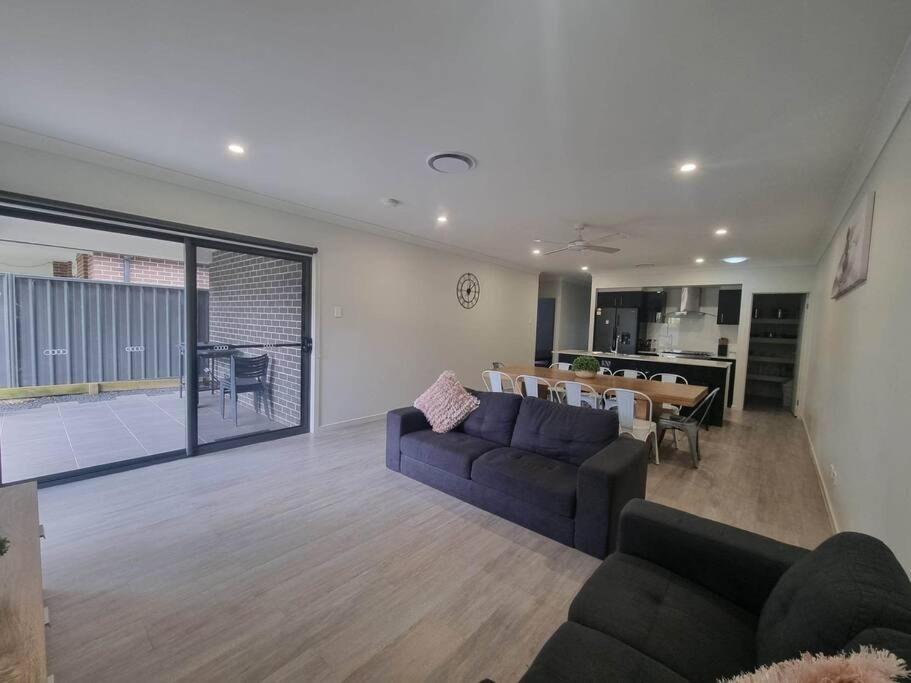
left=558, top=349, right=732, bottom=370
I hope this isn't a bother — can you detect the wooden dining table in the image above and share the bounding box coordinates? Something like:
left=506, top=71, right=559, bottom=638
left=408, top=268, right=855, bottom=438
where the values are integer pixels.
left=497, top=365, right=709, bottom=415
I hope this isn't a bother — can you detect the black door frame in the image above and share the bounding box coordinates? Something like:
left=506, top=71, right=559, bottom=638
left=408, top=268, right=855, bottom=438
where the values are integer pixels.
left=0, top=191, right=316, bottom=486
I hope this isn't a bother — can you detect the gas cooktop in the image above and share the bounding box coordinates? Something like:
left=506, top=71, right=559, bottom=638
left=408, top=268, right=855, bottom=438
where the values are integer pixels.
left=653, top=350, right=715, bottom=359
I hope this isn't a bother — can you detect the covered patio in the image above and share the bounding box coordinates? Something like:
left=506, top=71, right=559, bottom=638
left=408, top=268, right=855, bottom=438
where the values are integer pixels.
left=0, top=390, right=276, bottom=483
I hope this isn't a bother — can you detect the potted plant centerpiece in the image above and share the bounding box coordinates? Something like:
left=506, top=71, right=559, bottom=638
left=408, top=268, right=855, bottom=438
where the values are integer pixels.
left=570, top=355, right=600, bottom=379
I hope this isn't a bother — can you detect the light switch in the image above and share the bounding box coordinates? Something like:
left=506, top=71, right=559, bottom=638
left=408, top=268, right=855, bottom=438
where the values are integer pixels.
left=333, top=306, right=343, bottom=318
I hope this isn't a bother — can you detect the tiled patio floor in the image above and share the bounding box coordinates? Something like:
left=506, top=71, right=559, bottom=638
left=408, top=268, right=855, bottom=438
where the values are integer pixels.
left=0, top=391, right=280, bottom=483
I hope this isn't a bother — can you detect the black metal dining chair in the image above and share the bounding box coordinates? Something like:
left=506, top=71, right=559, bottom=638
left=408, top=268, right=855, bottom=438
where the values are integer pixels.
left=220, top=353, right=272, bottom=426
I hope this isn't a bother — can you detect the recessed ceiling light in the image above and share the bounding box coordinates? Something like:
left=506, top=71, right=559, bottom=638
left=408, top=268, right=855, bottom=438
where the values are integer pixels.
left=427, top=152, right=477, bottom=174
left=436, top=214, right=448, bottom=224
left=694, top=257, right=705, bottom=264
left=679, top=162, right=698, bottom=174
left=580, top=266, right=589, bottom=271
left=532, top=249, right=541, bottom=255
left=722, top=256, right=749, bottom=264
left=714, top=226, right=729, bottom=236
left=227, top=143, right=245, bottom=155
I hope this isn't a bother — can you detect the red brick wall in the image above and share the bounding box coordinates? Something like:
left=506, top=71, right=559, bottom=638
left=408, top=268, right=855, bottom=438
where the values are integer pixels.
left=52, top=261, right=73, bottom=277
left=75, top=252, right=209, bottom=289
left=76, top=253, right=91, bottom=279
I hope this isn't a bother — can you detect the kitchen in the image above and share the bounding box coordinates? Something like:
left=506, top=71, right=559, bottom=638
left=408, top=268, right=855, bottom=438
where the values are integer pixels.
left=547, top=285, right=742, bottom=427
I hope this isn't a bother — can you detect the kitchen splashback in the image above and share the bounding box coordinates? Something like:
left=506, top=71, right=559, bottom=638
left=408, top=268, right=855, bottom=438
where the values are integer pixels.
left=645, top=286, right=740, bottom=354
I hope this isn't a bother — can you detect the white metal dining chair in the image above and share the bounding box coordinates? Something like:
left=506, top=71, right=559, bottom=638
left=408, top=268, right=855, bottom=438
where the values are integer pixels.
left=516, top=374, right=556, bottom=401
left=650, top=372, right=689, bottom=447
left=613, top=369, right=649, bottom=379
left=603, top=388, right=660, bottom=464
left=597, top=366, right=611, bottom=375
left=550, top=362, right=571, bottom=371
left=553, top=381, right=599, bottom=408
left=481, top=369, right=514, bottom=393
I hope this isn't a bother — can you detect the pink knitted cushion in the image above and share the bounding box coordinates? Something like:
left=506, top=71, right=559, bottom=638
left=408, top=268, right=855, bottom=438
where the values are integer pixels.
left=414, top=371, right=480, bottom=433
left=722, top=647, right=908, bottom=683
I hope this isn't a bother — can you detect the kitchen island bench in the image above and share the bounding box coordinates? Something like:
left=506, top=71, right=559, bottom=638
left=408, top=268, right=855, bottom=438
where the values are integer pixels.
left=557, top=350, right=731, bottom=427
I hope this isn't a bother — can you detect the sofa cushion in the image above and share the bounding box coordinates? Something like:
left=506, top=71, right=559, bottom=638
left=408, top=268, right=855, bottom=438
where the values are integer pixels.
left=521, top=621, right=688, bottom=683
left=459, top=390, right=522, bottom=446
left=470, top=447, right=577, bottom=518
left=413, top=371, right=480, bottom=433
left=756, top=532, right=911, bottom=666
left=400, top=431, right=498, bottom=479
left=510, top=397, right=618, bottom=466
left=569, top=553, right=757, bottom=682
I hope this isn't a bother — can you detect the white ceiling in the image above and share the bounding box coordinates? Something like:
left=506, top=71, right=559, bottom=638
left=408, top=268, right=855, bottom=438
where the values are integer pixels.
left=2, top=1, right=910, bottom=273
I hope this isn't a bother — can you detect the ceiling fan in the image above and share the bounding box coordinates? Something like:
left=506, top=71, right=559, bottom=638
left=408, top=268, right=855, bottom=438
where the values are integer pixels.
left=534, top=223, right=624, bottom=256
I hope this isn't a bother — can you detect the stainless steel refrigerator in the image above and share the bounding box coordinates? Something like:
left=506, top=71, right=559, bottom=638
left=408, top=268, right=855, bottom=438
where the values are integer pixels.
left=593, top=307, right=639, bottom=353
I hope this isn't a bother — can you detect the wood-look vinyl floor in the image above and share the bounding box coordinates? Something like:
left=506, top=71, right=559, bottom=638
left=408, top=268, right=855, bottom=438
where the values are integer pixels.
left=38, top=406, right=832, bottom=682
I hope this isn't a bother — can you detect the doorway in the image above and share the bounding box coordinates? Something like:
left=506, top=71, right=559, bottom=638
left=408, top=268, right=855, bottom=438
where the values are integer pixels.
left=744, top=293, right=806, bottom=414
left=535, top=298, right=555, bottom=366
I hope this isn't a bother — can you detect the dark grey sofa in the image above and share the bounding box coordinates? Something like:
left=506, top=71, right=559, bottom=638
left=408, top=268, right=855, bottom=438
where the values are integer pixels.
left=522, top=499, right=911, bottom=682
left=386, top=391, right=648, bottom=558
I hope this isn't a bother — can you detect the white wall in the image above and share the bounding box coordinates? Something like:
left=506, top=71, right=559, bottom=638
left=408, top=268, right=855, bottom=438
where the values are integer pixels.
left=588, top=265, right=817, bottom=409
left=802, top=96, right=911, bottom=568
left=538, top=275, right=591, bottom=355
left=557, top=278, right=591, bottom=350
left=0, top=139, right=538, bottom=428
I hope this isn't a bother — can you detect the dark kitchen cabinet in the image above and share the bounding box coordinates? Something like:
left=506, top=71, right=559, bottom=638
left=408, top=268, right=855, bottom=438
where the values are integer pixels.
left=596, top=291, right=615, bottom=308
left=643, top=290, right=666, bottom=322
left=596, top=290, right=643, bottom=308
left=617, top=290, right=643, bottom=308
left=717, top=289, right=742, bottom=326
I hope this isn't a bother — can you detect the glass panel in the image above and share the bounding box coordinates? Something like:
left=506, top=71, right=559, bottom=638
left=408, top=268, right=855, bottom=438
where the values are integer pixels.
left=0, top=218, right=188, bottom=483
left=193, top=246, right=303, bottom=445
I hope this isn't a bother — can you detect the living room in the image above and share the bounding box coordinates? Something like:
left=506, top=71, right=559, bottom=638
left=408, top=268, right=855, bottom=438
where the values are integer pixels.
left=1, top=2, right=911, bottom=681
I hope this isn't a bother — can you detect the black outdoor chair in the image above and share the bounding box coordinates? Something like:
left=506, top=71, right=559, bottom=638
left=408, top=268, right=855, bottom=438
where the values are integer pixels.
left=220, top=353, right=272, bottom=426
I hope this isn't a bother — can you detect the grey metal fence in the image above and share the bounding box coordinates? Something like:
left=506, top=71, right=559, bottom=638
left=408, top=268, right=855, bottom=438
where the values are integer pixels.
left=0, top=273, right=208, bottom=389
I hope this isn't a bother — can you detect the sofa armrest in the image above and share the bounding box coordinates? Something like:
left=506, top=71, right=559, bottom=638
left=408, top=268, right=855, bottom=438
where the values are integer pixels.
left=386, top=407, right=430, bottom=471
left=618, top=499, right=809, bottom=613
left=574, top=435, right=648, bottom=558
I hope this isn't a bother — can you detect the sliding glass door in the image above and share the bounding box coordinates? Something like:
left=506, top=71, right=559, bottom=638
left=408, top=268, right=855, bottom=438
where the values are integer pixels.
left=0, top=220, right=189, bottom=483
left=190, top=243, right=309, bottom=448
left=0, top=190, right=314, bottom=485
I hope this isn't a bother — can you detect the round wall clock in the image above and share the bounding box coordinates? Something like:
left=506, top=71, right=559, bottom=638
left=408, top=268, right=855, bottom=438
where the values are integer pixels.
left=457, top=272, right=480, bottom=309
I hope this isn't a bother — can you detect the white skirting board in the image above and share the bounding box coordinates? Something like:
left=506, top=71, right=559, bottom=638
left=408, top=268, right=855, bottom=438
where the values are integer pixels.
left=801, top=416, right=839, bottom=534
left=318, top=412, right=386, bottom=431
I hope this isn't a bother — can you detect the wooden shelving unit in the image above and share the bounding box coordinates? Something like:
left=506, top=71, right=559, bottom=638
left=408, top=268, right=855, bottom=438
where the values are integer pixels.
left=747, top=374, right=790, bottom=383
left=749, top=355, right=795, bottom=364
left=749, top=337, right=797, bottom=344
left=746, top=294, right=805, bottom=411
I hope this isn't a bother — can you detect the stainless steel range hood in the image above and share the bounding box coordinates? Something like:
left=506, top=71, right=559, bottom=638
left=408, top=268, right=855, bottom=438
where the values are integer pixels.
left=669, top=287, right=704, bottom=317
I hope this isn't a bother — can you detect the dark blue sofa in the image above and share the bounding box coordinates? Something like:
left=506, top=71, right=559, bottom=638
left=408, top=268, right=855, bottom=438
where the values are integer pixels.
left=521, top=499, right=911, bottom=682
left=386, top=391, right=648, bottom=558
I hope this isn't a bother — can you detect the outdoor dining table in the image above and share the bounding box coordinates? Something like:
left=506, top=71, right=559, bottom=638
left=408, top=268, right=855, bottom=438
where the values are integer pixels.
left=197, top=344, right=241, bottom=394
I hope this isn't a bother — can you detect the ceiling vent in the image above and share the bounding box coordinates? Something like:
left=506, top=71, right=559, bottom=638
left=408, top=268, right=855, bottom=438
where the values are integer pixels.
left=427, top=152, right=477, bottom=173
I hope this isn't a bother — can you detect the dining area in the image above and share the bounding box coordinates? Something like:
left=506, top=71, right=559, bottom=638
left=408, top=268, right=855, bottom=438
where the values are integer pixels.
left=482, top=362, right=720, bottom=467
